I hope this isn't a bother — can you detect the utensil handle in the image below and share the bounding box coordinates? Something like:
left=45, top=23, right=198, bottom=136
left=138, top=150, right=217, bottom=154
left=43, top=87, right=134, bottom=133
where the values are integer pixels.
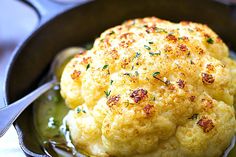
left=20, top=0, right=88, bottom=25
left=0, top=80, right=55, bottom=137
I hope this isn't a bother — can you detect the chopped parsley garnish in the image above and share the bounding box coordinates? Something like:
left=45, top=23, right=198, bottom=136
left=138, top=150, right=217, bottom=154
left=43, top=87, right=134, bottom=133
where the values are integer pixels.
left=77, top=107, right=81, bottom=113
left=124, top=73, right=131, bottom=76
left=103, top=64, right=109, bottom=70
left=152, top=72, right=160, bottom=78
left=144, top=45, right=151, bottom=50
left=104, top=90, right=111, bottom=98
left=149, top=51, right=161, bottom=56
left=110, top=80, right=114, bottom=85
left=148, top=41, right=153, bottom=44
left=135, top=71, right=139, bottom=76
left=156, top=27, right=167, bottom=33
left=206, top=38, right=214, bottom=44
left=109, top=31, right=115, bottom=35
left=82, top=110, right=86, bottom=113
left=86, top=64, right=90, bottom=70
left=134, top=52, right=141, bottom=58
left=131, top=66, right=134, bottom=70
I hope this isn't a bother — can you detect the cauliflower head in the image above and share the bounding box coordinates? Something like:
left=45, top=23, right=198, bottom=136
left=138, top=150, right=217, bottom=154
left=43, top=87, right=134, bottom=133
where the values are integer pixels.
left=60, top=17, right=236, bottom=157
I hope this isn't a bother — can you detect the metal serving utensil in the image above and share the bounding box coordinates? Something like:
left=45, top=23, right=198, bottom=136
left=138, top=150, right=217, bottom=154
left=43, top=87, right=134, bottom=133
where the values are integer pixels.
left=0, top=47, right=85, bottom=137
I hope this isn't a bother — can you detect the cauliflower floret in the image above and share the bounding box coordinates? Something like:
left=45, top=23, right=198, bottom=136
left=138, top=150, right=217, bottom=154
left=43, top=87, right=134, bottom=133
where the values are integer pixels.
left=61, top=17, right=236, bottom=157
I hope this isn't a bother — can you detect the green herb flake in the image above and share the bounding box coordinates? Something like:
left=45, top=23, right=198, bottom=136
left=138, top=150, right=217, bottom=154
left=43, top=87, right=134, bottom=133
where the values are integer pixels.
left=124, top=73, right=131, bottom=76
left=82, top=110, right=86, bottom=113
left=206, top=38, right=214, bottom=44
left=135, top=71, right=139, bottom=76
left=131, top=66, right=134, bottom=70
left=149, top=51, right=161, bottom=56
left=152, top=72, right=160, bottom=78
left=156, top=27, right=167, bottom=33
left=86, top=64, right=90, bottom=70
left=134, top=52, right=141, bottom=58
left=77, top=107, right=81, bottom=113
left=104, top=90, right=111, bottom=98
left=110, top=80, right=114, bottom=85
left=144, top=45, right=151, bottom=50
left=148, top=41, right=154, bottom=44
left=109, top=31, right=115, bottom=35
left=103, top=64, right=109, bottom=70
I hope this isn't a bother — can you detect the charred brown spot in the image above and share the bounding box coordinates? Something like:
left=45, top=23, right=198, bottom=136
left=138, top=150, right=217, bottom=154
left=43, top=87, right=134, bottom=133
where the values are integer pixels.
left=107, top=95, right=120, bottom=107
left=143, top=104, right=154, bottom=115
left=189, top=96, right=196, bottom=102
left=195, top=46, right=204, bottom=55
left=104, top=38, right=111, bottom=47
left=202, top=99, right=213, bottom=110
left=216, top=37, right=222, bottom=43
left=179, top=36, right=189, bottom=42
left=144, top=24, right=157, bottom=34
left=81, top=57, right=91, bottom=65
left=130, top=89, right=148, bottom=103
left=206, top=64, right=215, bottom=72
left=119, top=40, right=134, bottom=48
left=121, top=58, right=131, bottom=68
left=166, top=34, right=177, bottom=42
left=168, top=84, right=175, bottom=90
left=71, top=70, right=81, bottom=80
left=120, top=33, right=133, bottom=39
left=164, top=45, right=173, bottom=52
left=110, top=49, right=119, bottom=60
left=202, top=73, right=215, bottom=84
left=178, top=44, right=188, bottom=52
left=204, top=33, right=211, bottom=38
left=195, top=27, right=203, bottom=32
left=197, top=116, right=214, bottom=133
left=176, top=79, right=185, bottom=89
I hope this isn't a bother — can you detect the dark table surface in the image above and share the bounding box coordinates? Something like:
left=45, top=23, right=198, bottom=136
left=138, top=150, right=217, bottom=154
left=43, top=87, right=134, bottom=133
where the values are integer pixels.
left=0, top=1, right=38, bottom=155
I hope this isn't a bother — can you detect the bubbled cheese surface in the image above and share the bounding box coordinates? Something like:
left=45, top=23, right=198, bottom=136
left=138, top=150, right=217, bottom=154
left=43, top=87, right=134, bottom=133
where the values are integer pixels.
left=60, top=17, right=236, bottom=157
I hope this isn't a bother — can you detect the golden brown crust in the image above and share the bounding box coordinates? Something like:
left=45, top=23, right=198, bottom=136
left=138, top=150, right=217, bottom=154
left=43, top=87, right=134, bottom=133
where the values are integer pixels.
left=61, top=17, right=236, bottom=157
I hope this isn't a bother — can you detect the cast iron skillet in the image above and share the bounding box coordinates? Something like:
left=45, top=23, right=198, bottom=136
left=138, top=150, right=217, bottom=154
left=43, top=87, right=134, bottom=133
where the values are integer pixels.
left=2, top=0, right=236, bottom=156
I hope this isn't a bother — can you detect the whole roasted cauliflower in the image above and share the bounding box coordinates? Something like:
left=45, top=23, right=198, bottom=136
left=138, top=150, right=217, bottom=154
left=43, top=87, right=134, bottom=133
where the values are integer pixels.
left=60, top=17, right=236, bottom=157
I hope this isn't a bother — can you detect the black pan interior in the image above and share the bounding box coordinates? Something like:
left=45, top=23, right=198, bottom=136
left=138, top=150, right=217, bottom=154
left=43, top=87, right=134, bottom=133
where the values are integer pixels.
left=4, top=0, right=236, bottom=156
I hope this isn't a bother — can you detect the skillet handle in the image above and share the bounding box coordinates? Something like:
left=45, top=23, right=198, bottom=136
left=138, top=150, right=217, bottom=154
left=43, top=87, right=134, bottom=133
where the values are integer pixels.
left=20, top=0, right=89, bottom=25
